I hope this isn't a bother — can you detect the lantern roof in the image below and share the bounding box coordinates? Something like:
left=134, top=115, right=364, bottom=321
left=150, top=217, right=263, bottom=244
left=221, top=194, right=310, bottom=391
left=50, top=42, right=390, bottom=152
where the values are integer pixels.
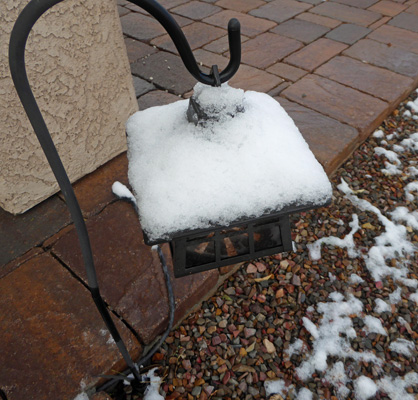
left=127, top=83, right=332, bottom=243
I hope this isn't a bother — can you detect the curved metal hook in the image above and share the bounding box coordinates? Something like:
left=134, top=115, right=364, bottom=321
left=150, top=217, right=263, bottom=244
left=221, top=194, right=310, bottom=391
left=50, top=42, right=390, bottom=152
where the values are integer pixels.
left=131, top=0, right=241, bottom=85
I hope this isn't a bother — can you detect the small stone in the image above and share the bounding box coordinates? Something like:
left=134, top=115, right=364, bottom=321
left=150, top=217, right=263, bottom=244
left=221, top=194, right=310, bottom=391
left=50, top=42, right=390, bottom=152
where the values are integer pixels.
left=263, top=338, right=276, bottom=353
left=224, top=287, right=236, bottom=296
left=204, top=385, right=214, bottom=395
left=255, top=262, right=266, bottom=272
left=207, top=326, right=217, bottom=335
left=292, top=275, right=301, bottom=286
left=219, top=320, right=227, bottom=329
left=247, top=264, right=257, bottom=274
left=244, top=328, right=256, bottom=338
left=212, top=336, right=222, bottom=346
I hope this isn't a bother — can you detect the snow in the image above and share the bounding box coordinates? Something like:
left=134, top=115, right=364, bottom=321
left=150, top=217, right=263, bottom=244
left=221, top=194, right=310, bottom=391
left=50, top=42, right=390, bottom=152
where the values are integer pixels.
left=373, top=129, right=384, bottom=138
left=377, top=372, right=418, bottom=400
left=408, top=166, right=418, bottom=176
left=337, top=179, right=416, bottom=286
left=363, top=315, right=387, bottom=336
left=374, top=147, right=402, bottom=175
left=374, top=298, right=391, bottom=313
left=278, top=99, right=418, bottom=398
left=264, top=379, right=287, bottom=397
left=409, top=292, right=418, bottom=304
left=126, top=83, right=331, bottom=240
left=389, top=287, right=402, bottom=304
left=389, top=338, right=415, bottom=357
left=349, top=273, right=364, bottom=284
left=112, top=181, right=137, bottom=204
left=143, top=368, right=164, bottom=400
left=296, top=293, right=381, bottom=381
left=405, top=181, right=418, bottom=201
left=297, top=388, right=313, bottom=399
left=73, top=394, right=89, bottom=400
left=307, top=214, right=359, bottom=260
left=400, top=133, right=418, bottom=151
left=390, top=207, right=418, bottom=230
left=264, top=380, right=313, bottom=399
left=354, top=376, right=377, bottom=400
left=407, top=97, right=418, bottom=113
left=324, top=362, right=349, bottom=399
left=285, top=338, right=305, bottom=357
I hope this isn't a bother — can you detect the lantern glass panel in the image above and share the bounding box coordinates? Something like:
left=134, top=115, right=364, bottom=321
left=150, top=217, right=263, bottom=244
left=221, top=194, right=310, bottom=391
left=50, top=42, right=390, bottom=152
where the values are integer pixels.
left=220, top=227, right=249, bottom=260
left=254, top=222, right=283, bottom=252
left=186, top=239, right=215, bottom=268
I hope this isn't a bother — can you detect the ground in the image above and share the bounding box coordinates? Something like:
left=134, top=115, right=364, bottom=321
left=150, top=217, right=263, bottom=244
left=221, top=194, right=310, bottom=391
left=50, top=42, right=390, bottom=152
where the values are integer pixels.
left=107, top=89, right=418, bottom=400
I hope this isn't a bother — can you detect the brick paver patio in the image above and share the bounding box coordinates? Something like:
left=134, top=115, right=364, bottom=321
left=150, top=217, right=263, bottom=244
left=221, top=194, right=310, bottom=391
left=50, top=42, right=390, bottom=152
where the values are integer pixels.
left=2, top=0, right=418, bottom=398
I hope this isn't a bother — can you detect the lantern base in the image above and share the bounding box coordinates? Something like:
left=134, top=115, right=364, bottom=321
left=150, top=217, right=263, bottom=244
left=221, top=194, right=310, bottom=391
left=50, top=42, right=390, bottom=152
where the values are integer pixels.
left=170, top=214, right=292, bottom=277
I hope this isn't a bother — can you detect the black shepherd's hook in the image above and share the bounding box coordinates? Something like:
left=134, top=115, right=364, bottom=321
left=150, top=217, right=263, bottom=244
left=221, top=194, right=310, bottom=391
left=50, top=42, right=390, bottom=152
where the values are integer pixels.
left=8, top=0, right=241, bottom=388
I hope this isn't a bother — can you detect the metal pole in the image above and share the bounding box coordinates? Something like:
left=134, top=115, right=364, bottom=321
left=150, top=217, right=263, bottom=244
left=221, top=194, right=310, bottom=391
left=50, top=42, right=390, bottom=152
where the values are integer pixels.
left=8, top=0, right=241, bottom=385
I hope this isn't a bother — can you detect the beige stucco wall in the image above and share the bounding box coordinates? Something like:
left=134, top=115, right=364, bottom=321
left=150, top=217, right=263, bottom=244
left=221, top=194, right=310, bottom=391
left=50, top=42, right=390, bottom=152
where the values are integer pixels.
left=0, top=0, right=138, bottom=214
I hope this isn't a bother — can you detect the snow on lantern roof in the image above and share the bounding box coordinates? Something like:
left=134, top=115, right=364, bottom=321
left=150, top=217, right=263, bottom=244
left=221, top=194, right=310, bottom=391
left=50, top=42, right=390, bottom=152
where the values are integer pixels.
left=126, top=83, right=332, bottom=242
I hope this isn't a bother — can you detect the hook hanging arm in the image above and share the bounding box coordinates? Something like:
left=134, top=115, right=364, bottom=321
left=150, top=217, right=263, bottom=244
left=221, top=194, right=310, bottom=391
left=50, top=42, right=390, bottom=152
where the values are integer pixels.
left=128, top=0, right=241, bottom=85
left=8, top=0, right=241, bottom=386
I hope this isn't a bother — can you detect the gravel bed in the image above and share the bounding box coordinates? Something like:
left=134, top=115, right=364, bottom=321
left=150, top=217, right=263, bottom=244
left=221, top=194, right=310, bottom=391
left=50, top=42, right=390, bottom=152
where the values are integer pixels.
left=107, top=89, right=418, bottom=400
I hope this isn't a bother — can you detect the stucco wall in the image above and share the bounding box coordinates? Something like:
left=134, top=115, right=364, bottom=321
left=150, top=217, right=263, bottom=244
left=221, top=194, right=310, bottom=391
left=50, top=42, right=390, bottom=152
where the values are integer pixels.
left=0, top=0, right=138, bottom=214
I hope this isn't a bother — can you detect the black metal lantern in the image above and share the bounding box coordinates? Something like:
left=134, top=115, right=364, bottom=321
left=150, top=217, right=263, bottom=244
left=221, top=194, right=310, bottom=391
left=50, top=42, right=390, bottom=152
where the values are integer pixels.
left=127, top=66, right=331, bottom=278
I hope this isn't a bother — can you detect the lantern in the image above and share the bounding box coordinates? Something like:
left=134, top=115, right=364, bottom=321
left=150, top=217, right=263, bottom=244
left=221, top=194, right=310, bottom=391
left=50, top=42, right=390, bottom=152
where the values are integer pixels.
left=126, top=82, right=332, bottom=277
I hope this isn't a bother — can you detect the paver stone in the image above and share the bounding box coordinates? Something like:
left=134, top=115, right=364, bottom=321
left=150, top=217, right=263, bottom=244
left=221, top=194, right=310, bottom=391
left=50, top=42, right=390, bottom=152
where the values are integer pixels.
left=249, top=0, right=312, bottom=23
left=155, top=0, right=189, bottom=9
left=51, top=201, right=219, bottom=344
left=310, top=2, right=381, bottom=26
left=228, top=64, right=283, bottom=92
left=137, top=91, right=181, bottom=111
left=343, top=39, right=418, bottom=78
left=271, top=18, right=330, bottom=43
left=0, top=196, right=70, bottom=267
left=282, top=74, right=388, bottom=135
left=325, top=23, right=371, bottom=45
left=203, top=34, right=250, bottom=54
left=296, top=12, right=341, bottom=28
left=331, top=0, right=378, bottom=8
left=240, top=33, right=303, bottom=69
left=407, top=3, right=418, bottom=15
left=276, top=97, right=359, bottom=174
left=298, top=0, right=323, bottom=4
left=120, top=12, right=167, bottom=41
left=215, top=0, right=266, bottom=13
left=367, top=25, right=418, bottom=54
left=368, top=1, right=408, bottom=16
left=316, top=56, right=414, bottom=103
left=203, top=10, right=276, bottom=37
left=171, top=1, right=221, bottom=19
left=266, top=62, right=308, bottom=82
left=131, top=51, right=196, bottom=95
left=0, top=253, right=139, bottom=400
left=388, top=12, right=418, bottom=32
left=368, top=15, right=391, bottom=30
left=124, top=38, right=158, bottom=64
left=284, top=38, right=348, bottom=71
left=151, top=22, right=225, bottom=54
left=69, top=153, right=130, bottom=218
